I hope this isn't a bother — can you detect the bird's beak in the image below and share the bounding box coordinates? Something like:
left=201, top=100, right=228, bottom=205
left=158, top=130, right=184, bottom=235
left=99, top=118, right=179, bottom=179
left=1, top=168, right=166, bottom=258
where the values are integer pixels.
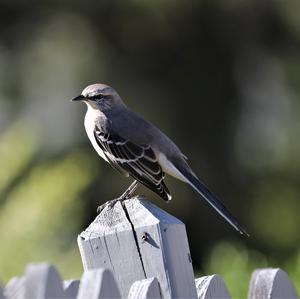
left=70, top=95, right=85, bottom=102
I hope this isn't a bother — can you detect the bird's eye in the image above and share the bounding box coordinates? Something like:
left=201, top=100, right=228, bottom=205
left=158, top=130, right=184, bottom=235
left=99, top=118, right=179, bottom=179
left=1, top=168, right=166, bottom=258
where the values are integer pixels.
left=90, top=94, right=104, bottom=101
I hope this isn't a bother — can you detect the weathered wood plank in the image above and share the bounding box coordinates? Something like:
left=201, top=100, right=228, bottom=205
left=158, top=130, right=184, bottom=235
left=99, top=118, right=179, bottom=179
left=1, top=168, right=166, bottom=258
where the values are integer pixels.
left=125, top=198, right=197, bottom=299
left=248, top=268, right=298, bottom=299
left=128, top=277, right=161, bottom=299
left=24, top=263, right=66, bottom=299
left=4, top=277, right=25, bottom=299
left=77, top=268, right=121, bottom=299
left=78, top=199, right=146, bottom=298
left=195, top=275, right=231, bottom=299
left=78, top=197, right=197, bottom=299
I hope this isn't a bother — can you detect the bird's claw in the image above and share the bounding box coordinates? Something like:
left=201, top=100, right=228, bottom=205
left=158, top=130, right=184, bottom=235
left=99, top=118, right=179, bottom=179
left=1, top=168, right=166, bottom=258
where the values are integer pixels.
left=97, top=194, right=130, bottom=213
left=97, top=180, right=139, bottom=213
left=97, top=198, right=120, bottom=213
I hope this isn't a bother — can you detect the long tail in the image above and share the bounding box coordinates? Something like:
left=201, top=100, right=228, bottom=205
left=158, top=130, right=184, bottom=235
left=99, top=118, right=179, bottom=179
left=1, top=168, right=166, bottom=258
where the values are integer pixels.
left=178, top=165, right=249, bottom=236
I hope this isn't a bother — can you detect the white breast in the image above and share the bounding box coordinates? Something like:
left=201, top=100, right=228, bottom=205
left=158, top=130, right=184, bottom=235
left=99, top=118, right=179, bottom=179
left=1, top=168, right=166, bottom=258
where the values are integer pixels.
left=84, top=105, right=109, bottom=162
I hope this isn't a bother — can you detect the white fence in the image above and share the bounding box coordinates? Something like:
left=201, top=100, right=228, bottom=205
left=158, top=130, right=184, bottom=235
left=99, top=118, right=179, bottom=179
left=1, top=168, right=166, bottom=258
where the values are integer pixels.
left=1, top=263, right=298, bottom=299
left=1, top=197, right=298, bottom=299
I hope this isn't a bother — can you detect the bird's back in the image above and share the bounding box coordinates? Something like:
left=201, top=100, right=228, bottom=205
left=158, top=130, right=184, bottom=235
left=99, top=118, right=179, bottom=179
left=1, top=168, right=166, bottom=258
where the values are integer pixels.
left=107, top=106, right=184, bottom=159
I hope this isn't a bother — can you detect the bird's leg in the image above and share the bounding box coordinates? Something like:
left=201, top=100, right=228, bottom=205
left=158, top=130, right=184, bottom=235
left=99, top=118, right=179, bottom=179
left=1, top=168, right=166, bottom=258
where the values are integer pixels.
left=97, top=180, right=139, bottom=213
left=118, top=179, right=139, bottom=200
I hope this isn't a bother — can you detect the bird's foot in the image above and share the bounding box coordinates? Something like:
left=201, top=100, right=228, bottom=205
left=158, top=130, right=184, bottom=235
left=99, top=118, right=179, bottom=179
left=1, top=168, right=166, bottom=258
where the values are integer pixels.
left=97, top=193, right=131, bottom=213
left=97, top=198, right=121, bottom=213
left=97, top=180, right=139, bottom=213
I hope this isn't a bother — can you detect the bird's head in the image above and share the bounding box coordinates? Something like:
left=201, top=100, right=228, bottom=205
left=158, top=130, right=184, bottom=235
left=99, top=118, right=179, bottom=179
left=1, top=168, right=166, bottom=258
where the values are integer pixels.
left=71, top=83, right=124, bottom=111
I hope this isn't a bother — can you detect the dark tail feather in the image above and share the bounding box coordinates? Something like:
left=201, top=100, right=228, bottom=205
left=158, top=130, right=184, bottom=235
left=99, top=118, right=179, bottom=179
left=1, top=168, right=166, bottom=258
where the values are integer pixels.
left=179, top=166, right=249, bottom=236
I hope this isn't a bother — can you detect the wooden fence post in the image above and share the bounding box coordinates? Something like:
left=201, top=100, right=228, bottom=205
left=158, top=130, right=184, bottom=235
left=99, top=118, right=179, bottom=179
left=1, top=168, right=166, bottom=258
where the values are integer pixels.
left=78, top=196, right=197, bottom=299
left=248, top=268, right=298, bottom=299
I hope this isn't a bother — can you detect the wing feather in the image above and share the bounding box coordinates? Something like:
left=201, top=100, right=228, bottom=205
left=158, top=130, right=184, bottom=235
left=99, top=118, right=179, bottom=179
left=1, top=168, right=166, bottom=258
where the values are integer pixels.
left=93, top=125, right=171, bottom=201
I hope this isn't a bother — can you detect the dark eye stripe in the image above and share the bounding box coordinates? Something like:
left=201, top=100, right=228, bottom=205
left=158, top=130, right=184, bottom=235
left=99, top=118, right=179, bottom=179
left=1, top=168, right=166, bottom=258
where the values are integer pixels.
left=90, top=94, right=104, bottom=100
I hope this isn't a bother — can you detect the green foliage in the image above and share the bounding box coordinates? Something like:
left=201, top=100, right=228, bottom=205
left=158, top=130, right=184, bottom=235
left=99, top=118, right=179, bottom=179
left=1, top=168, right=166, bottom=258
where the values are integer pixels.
left=203, top=241, right=300, bottom=298
left=0, top=124, right=38, bottom=195
left=0, top=125, right=98, bottom=281
left=286, top=250, right=300, bottom=295
left=250, top=180, right=300, bottom=250
left=202, top=241, right=266, bottom=298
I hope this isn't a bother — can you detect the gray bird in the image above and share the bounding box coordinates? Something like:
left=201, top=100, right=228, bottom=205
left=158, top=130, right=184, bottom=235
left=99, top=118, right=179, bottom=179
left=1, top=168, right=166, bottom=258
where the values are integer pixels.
left=71, top=83, right=248, bottom=236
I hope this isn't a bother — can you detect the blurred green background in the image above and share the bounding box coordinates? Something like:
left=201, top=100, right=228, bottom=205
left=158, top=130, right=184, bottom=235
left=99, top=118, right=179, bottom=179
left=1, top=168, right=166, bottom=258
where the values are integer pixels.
left=0, top=0, right=300, bottom=297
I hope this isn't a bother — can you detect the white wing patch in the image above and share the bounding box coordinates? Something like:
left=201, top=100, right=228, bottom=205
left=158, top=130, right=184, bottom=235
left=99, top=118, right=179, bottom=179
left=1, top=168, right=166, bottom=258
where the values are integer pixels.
left=156, top=151, right=188, bottom=183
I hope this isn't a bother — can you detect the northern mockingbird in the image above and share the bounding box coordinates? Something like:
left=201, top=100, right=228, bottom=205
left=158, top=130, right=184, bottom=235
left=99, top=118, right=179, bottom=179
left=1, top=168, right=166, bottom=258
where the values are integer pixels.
left=71, top=83, right=248, bottom=236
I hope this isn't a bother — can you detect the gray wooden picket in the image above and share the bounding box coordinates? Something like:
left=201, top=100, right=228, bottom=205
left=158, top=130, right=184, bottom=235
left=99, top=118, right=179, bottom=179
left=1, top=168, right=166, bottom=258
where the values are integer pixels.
left=1, top=264, right=298, bottom=299
left=4, top=277, right=25, bottom=299
left=128, top=277, right=161, bottom=299
left=195, top=274, right=231, bottom=299
left=77, top=268, right=121, bottom=299
left=249, top=268, right=298, bottom=299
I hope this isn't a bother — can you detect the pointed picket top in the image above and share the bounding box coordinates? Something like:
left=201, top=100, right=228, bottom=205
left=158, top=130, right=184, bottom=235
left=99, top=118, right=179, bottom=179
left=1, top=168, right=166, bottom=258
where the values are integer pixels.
left=128, top=277, right=161, bottom=299
left=24, top=263, right=66, bottom=299
left=249, top=268, right=298, bottom=299
left=4, top=277, right=25, bottom=299
left=79, top=199, right=132, bottom=240
left=123, top=197, right=183, bottom=227
left=79, top=197, right=182, bottom=240
left=77, top=268, right=121, bottom=299
left=195, top=274, right=231, bottom=299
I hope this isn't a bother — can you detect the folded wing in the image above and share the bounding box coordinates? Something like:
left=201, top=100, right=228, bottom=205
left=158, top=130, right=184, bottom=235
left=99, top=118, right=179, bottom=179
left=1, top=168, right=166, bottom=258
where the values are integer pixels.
left=93, top=125, right=171, bottom=201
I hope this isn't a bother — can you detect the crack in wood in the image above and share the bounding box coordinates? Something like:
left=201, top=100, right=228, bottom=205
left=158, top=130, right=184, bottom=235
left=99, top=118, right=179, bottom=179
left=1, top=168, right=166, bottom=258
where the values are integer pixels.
left=121, top=201, right=147, bottom=278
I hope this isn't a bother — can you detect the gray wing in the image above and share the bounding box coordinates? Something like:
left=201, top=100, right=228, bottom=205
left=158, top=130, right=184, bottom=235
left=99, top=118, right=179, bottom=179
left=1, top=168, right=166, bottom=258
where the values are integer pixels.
left=93, top=125, right=171, bottom=201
